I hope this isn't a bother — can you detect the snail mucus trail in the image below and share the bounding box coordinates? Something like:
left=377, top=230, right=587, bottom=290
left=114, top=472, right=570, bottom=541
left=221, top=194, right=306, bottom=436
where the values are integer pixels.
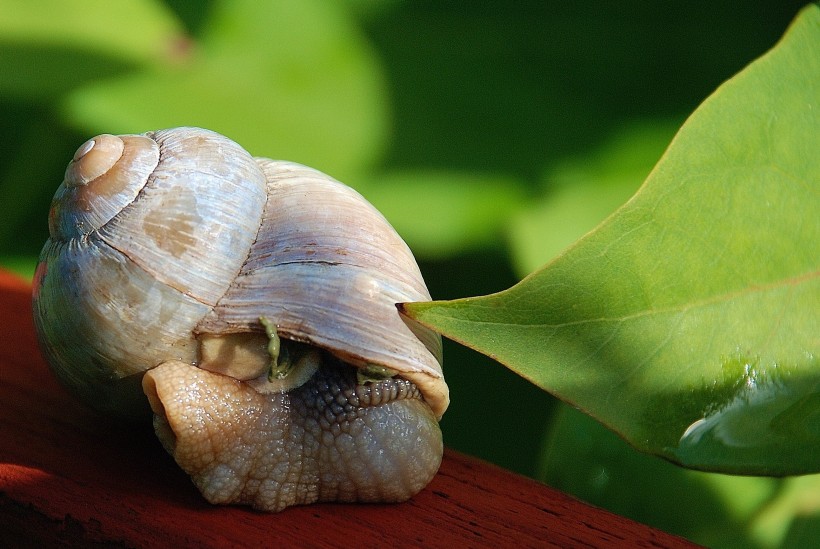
left=33, top=127, right=448, bottom=512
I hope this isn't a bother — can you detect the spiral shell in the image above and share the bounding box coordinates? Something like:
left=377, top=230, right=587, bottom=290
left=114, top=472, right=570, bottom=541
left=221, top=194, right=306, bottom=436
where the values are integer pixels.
left=34, top=127, right=448, bottom=511
left=34, top=129, right=269, bottom=416
left=197, top=159, right=447, bottom=417
left=33, top=126, right=447, bottom=419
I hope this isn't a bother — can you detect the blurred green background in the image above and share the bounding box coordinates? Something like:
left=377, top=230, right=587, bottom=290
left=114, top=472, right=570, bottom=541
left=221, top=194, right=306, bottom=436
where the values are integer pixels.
left=0, top=1, right=814, bottom=546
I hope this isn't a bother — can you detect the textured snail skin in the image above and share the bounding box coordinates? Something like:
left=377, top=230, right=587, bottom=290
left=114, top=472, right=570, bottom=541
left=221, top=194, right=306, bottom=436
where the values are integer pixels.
left=143, top=359, right=443, bottom=511
left=33, top=127, right=448, bottom=512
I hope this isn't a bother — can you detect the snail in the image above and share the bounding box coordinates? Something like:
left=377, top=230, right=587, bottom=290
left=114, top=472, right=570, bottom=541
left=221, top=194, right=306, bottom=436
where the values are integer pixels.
left=32, top=127, right=448, bottom=512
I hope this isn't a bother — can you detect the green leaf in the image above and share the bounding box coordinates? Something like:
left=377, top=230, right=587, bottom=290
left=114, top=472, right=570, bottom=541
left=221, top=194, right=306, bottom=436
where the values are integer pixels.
left=0, top=0, right=182, bottom=63
left=61, top=0, right=388, bottom=179
left=541, top=405, right=777, bottom=548
left=403, top=6, right=820, bottom=475
left=541, top=403, right=820, bottom=549
left=509, top=120, right=681, bottom=277
left=0, top=0, right=184, bottom=99
left=359, top=171, right=526, bottom=259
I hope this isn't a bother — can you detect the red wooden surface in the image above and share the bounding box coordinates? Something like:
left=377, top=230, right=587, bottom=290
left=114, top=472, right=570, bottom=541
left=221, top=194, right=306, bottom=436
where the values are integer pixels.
left=0, top=270, right=698, bottom=548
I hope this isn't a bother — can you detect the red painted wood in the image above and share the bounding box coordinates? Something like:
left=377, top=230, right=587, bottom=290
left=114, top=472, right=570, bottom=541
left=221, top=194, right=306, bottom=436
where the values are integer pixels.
left=0, top=270, right=698, bottom=547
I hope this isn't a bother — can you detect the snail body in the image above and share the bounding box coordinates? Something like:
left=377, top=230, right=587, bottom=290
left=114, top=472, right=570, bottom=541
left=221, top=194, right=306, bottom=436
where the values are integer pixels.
left=33, top=127, right=447, bottom=511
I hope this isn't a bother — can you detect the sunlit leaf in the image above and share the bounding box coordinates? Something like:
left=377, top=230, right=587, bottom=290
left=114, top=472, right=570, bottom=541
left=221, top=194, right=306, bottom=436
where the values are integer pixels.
left=403, top=5, right=820, bottom=474
left=0, top=0, right=184, bottom=99
left=0, top=0, right=183, bottom=63
left=508, top=120, right=681, bottom=276
left=61, top=0, right=388, bottom=179
left=359, top=171, right=525, bottom=259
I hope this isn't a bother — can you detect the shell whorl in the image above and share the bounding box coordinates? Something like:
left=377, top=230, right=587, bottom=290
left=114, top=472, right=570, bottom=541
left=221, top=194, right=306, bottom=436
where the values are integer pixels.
left=198, top=159, right=448, bottom=418
left=34, top=127, right=448, bottom=420
left=50, top=134, right=159, bottom=240
left=34, top=128, right=268, bottom=418
left=33, top=126, right=448, bottom=511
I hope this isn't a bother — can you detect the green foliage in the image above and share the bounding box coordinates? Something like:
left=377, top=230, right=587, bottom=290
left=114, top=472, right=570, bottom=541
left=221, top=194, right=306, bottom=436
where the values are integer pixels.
left=62, top=0, right=388, bottom=180
left=406, top=3, right=819, bottom=475
left=542, top=407, right=820, bottom=549
left=508, top=119, right=683, bottom=276
left=359, top=171, right=526, bottom=258
left=0, top=1, right=815, bottom=547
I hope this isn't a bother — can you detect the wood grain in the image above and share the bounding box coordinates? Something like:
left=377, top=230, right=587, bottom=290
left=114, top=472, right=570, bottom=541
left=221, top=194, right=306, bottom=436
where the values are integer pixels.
left=0, top=270, right=698, bottom=548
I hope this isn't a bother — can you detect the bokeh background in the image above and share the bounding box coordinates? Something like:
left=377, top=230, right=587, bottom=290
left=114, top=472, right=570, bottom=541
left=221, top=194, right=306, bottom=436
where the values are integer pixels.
left=0, top=1, right=814, bottom=546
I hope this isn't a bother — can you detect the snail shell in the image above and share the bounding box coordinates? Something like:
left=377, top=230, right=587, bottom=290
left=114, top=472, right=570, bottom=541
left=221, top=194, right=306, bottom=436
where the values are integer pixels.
left=33, top=127, right=447, bottom=511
